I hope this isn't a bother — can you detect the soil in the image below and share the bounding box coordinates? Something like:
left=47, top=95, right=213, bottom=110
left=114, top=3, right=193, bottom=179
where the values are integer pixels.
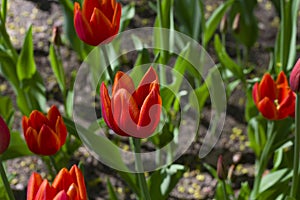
left=0, top=0, right=285, bottom=199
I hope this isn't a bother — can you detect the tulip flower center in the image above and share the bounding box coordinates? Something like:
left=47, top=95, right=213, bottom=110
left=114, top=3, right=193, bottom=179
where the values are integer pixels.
left=274, top=99, right=280, bottom=110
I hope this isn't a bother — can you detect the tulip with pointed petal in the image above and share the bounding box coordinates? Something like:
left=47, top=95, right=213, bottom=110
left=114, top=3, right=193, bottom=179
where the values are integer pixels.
left=100, top=67, right=162, bottom=138
left=22, top=105, right=67, bottom=155
left=27, top=165, right=87, bottom=200
left=252, top=71, right=295, bottom=120
left=74, top=0, right=122, bottom=46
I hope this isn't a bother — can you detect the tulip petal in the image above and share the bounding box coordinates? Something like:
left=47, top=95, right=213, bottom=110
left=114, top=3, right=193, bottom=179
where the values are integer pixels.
left=276, top=71, right=288, bottom=86
left=290, top=59, right=300, bottom=92
left=52, top=168, right=73, bottom=192
left=47, top=105, right=61, bottom=129
left=112, top=71, right=135, bottom=96
left=111, top=2, right=122, bottom=33
left=112, top=88, right=139, bottom=136
left=100, top=83, right=114, bottom=130
left=28, top=111, right=49, bottom=132
left=252, top=83, right=260, bottom=105
left=27, top=172, right=43, bottom=200
left=136, top=87, right=162, bottom=138
left=82, top=0, right=101, bottom=20
left=53, top=191, right=69, bottom=200
left=24, top=127, right=40, bottom=155
left=0, top=116, right=10, bottom=154
left=55, top=117, right=67, bottom=147
left=257, top=97, right=277, bottom=120
left=134, top=67, right=159, bottom=108
left=67, top=183, right=80, bottom=200
left=90, top=7, right=115, bottom=44
left=99, top=0, right=114, bottom=21
left=259, top=73, right=276, bottom=101
left=37, top=125, right=60, bottom=155
left=34, top=180, right=56, bottom=200
left=74, top=3, right=94, bottom=45
left=278, top=90, right=296, bottom=119
left=70, top=165, right=87, bottom=200
left=22, top=116, right=29, bottom=136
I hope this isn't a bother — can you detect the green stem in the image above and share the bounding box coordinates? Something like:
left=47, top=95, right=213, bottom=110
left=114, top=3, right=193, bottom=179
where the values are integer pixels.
left=291, top=93, right=300, bottom=197
left=102, top=46, right=114, bottom=84
left=1, top=0, right=7, bottom=22
left=131, top=138, right=151, bottom=200
left=221, top=180, right=229, bottom=200
left=251, top=121, right=276, bottom=199
left=0, top=158, right=15, bottom=200
left=49, top=156, right=60, bottom=174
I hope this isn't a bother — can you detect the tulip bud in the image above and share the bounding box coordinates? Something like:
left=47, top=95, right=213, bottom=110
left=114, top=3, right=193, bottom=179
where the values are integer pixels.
left=217, top=155, right=227, bottom=180
left=290, top=58, right=300, bottom=93
left=232, top=13, right=241, bottom=34
left=51, top=26, right=63, bottom=46
left=0, top=116, right=10, bottom=154
left=220, top=15, right=227, bottom=34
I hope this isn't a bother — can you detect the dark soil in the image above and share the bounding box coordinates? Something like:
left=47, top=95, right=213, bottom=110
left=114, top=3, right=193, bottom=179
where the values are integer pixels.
left=1, top=0, right=283, bottom=199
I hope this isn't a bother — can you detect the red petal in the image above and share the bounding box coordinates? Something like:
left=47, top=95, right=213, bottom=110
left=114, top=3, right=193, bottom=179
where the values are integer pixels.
left=24, top=127, right=40, bottom=155
left=22, top=116, right=29, bottom=136
left=290, top=59, right=300, bottom=92
left=28, top=111, right=49, bottom=132
left=27, top=172, right=43, bottom=200
left=37, top=125, right=60, bottom=155
left=136, top=87, right=162, bottom=138
left=74, top=3, right=94, bottom=46
left=55, top=117, right=67, bottom=148
left=252, top=83, right=260, bottom=105
left=82, top=0, right=101, bottom=20
left=100, top=83, right=114, bottom=129
left=276, top=71, right=288, bottom=86
left=112, top=72, right=135, bottom=96
left=259, top=73, right=276, bottom=101
left=67, top=183, right=80, bottom=200
left=111, top=88, right=139, bottom=136
left=134, top=67, right=159, bottom=108
left=34, top=180, right=56, bottom=200
left=70, top=165, right=87, bottom=200
left=53, top=191, right=69, bottom=200
left=278, top=90, right=296, bottom=119
left=111, top=2, right=122, bottom=34
left=0, top=116, right=10, bottom=154
left=47, top=105, right=61, bottom=129
left=257, top=97, right=277, bottom=120
left=52, top=168, right=73, bottom=192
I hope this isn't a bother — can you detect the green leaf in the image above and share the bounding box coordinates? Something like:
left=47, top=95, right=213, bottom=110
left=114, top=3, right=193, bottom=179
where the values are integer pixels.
left=148, top=164, right=186, bottom=200
left=49, top=44, right=66, bottom=93
left=0, top=96, right=14, bottom=127
left=0, top=131, right=33, bottom=160
left=117, top=171, right=140, bottom=197
left=237, top=182, right=250, bottom=200
left=247, top=116, right=267, bottom=157
left=120, top=3, right=135, bottom=32
left=203, top=0, right=234, bottom=47
left=106, top=178, right=119, bottom=200
left=214, top=35, right=245, bottom=81
left=17, top=26, right=36, bottom=80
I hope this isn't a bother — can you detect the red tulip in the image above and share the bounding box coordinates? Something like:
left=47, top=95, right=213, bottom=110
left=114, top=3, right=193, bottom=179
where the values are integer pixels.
left=22, top=105, right=67, bottom=155
left=0, top=116, right=10, bottom=154
left=27, top=165, right=87, bottom=200
left=252, top=71, right=295, bottom=120
left=100, top=67, right=162, bottom=138
left=290, top=58, right=300, bottom=93
left=74, top=0, right=122, bottom=46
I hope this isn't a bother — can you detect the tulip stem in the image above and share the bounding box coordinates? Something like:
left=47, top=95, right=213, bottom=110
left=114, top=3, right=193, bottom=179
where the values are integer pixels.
left=131, top=138, right=151, bottom=200
left=291, top=93, right=300, bottom=197
left=251, top=121, right=276, bottom=199
left=0, top=158, right=15, bottom=200
left=49, top=156, right=60, bottom=174
left=102, top=46, right=114, bottom=84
